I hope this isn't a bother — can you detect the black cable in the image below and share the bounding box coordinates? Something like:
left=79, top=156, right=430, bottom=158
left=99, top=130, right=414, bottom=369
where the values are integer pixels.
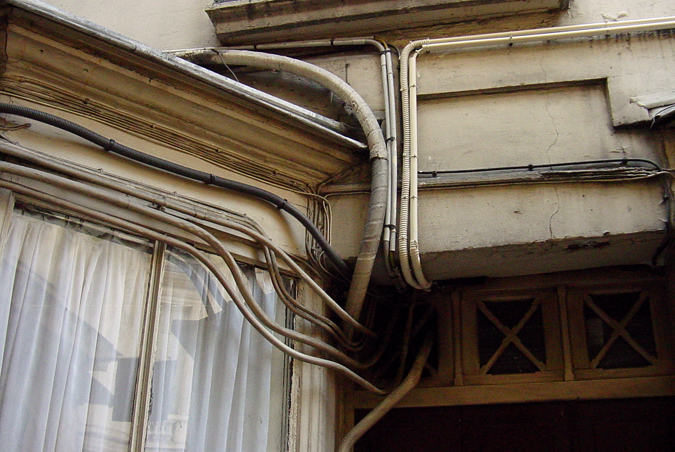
left=418, top=158, right=663, bottom=177
left=0, top=102, right=350, bottom=276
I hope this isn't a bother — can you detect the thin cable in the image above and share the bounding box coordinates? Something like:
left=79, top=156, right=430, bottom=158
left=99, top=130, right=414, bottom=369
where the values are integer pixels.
left=175, top=49, right=389, bottom=322
left=418, top=158, right=663, bottom=177
left=0, top=160, right=376, bottom=355
left=0, top=139, right=374, bottom=336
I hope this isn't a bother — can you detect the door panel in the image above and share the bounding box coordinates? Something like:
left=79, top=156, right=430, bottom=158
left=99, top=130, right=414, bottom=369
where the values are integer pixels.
left=354, top=406, right=461, bottom=452
left=573, top=398, right=675, bottom=452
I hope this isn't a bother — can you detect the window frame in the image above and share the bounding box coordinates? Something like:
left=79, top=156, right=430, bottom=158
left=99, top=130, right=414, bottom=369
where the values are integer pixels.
left=567, top=282, right=675, bottom=380
left=412, top=269, right=675, bottom=399
left=461, top=288, right=564, bottom=385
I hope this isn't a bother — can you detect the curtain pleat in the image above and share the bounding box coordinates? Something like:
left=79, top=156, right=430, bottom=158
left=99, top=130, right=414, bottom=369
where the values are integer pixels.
left=147, top=249, right=276, bottom=452
left=0, top=214, right=151, bottom=452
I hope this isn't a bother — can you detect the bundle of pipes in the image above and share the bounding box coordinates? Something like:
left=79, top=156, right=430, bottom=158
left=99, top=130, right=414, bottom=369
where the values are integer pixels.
left=0, top=137, right=389, bottom=393
left=5, top=14, right=675, bottom=449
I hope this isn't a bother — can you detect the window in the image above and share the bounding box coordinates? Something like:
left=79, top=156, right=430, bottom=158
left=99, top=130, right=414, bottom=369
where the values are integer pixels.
left=426, top=273, right=674, bottom=390
left=0, top=203, right=285, bottom=451
left=568, top=284, right=674, bottom=379
left=461, top=289, right=563, bottom=385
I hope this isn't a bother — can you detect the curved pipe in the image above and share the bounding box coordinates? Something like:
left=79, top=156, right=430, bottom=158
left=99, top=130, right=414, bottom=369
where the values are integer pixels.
left=176, top=38, right=404, bottom=285
left=0, top=176, right=386, bottom=394
left=338, top=334, right=433, bottom=452
left=175, top=40, right=410, bottom=287
left=261, top=247, right=366, bottom=350
left=0, top=160, right=374, bottom=367
left=399, top=42, right=432, bottom=291
left=189, top=50, right=388, bottom=322
left=406, top=53, right=432, bottom=290
left=0, top=102, right=351, bottom=276
left=0, top=138, right=376, bottom=346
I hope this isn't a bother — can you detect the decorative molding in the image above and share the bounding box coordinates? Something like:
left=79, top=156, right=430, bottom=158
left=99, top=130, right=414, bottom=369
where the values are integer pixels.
left=0, top=11, right=366, bottom=191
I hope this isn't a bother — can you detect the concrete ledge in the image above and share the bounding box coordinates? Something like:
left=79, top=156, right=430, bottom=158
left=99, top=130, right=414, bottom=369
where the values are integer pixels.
left=207, top=0, right=569, bottom=45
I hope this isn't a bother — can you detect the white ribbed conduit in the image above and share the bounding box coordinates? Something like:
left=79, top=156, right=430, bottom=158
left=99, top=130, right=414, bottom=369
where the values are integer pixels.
left=398, top=16, right=675, bottom=291
left=183, top=50, right=389, bottom=324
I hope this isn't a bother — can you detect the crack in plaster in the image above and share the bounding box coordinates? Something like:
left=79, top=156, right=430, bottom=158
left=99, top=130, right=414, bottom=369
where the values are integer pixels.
left=544, top=93, right=560, bottom=163
left=544, top=91, right=561, bottom=239
left=549, top=186, right=561, bottom=239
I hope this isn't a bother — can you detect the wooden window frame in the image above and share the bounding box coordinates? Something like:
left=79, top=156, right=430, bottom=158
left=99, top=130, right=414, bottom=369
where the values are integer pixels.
left=567, top=282, right=675, bottom=380
left=461, top=288, right=564, bottom=385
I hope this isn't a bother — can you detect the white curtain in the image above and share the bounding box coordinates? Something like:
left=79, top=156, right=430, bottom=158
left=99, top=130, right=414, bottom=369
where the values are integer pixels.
left=0, top=210, right=281, bottom=452
left=0, top=212, right=152, bottom=452
left=146, top=248, right=277, bottom=452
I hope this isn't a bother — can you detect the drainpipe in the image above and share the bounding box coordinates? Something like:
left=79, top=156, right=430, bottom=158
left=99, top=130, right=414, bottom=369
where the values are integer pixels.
left=182, top=50, right=389, bottom=322
left=172, top=39, right=404, bottom=285
left=399, top=16, right=675, bottom=290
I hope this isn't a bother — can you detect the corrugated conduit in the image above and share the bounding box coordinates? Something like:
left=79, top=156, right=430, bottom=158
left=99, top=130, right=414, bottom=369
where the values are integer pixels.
left=399, top=15, right=675, bottom=291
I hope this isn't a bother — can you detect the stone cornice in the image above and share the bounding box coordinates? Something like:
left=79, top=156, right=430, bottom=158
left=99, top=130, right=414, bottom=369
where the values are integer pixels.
left=0, top=1, right=367, bottom=191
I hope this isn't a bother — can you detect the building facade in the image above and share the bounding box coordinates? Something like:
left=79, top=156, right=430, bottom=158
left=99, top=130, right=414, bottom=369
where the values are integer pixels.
left=0, top=0, right=674, bottom=451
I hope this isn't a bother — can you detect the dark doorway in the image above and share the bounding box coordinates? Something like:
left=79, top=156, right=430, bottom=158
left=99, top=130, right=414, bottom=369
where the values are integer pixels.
left=354, top=397, right=675, bottom=452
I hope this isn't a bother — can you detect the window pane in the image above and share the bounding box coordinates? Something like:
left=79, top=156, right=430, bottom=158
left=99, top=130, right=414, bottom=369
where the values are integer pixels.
left=584, top=292, right=657, bottom=369
left=0, top=208, right=152, bottom=452
left=146, top=248, right=278, bottom=452
left=477, top=299, right=546, bottom=375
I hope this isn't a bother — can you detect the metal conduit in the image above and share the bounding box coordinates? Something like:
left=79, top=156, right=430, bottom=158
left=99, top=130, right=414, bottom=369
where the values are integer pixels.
left=171, top=38, right=403, bottom=285
left=399, top=16, right=675, bottom=291
left=0, top=160, right=366, bottom=364
left=0, top=140, right=376, bottom=349
left=0, top=160, right=387, bottom=394
left=173, top=50, right=389, bottom=323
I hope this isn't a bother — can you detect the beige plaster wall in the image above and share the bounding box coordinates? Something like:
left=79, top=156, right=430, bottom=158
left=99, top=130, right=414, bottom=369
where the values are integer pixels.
left=35, top=0, right=675, bottom=279
left=45, top=0, right=220, bottom=50
left=418, top=181, right=666, bottom=252
left=39, top=0, right=675, bottom=53
left=560, top=0, right=675, bottom=25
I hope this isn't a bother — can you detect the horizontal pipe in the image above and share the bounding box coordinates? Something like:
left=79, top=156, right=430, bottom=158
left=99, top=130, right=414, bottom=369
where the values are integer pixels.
left=421, top=16, right=675, bottom=53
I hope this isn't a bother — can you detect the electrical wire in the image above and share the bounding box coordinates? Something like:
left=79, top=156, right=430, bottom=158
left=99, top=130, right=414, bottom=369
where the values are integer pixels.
left=0, top=139, right=378, bottom=355
left=417, top=158, right=663, bottom=177
left=0, top=102, right=351, bottom=277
